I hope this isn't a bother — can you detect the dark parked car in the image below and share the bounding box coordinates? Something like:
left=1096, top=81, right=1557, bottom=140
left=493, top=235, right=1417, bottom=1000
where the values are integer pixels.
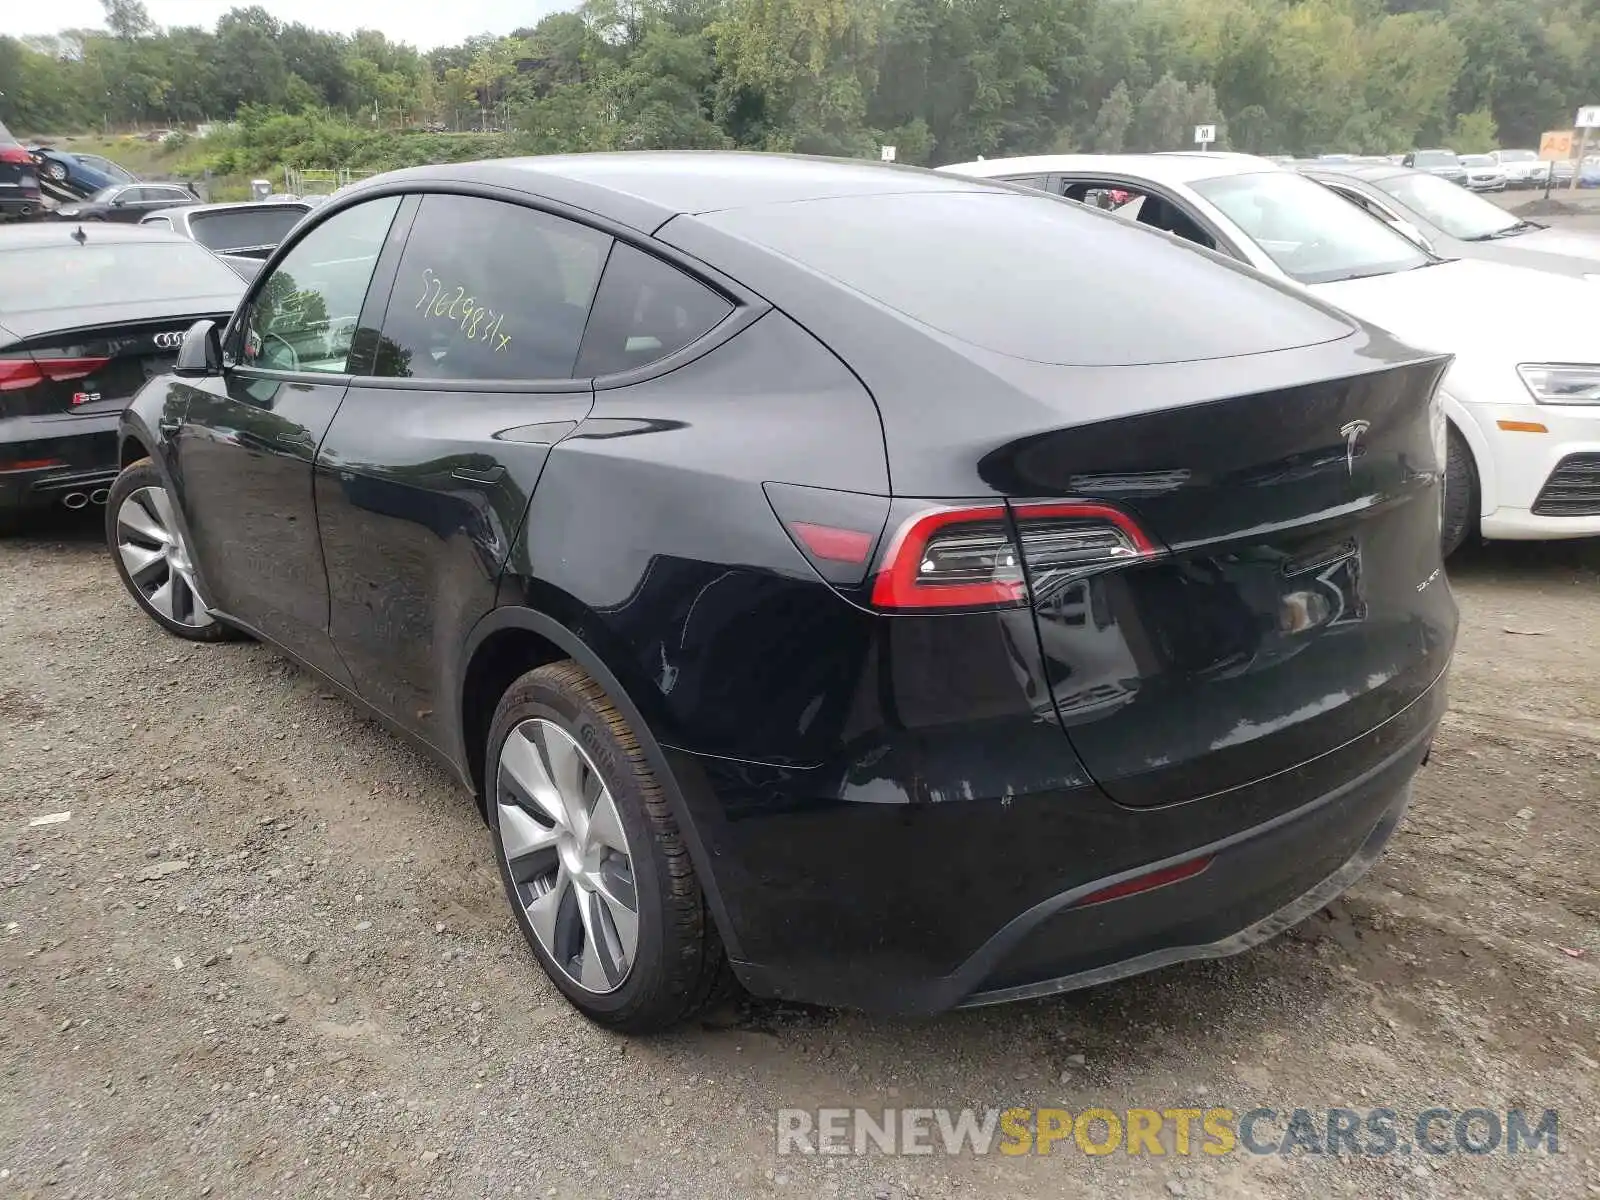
left=28, top=146, right=137, bottom=196
left=108, top=153, right=1456, bottom=1031
left=141, top=200, right=312, bottom=280
left=54, top=181, right=199, bottom=223
left=1303, top=161, right=1600, bottom=277
left=1402, top=149, right=1468, bottom=187
left=0, top=120, right=42, bottom=221
left=0, top=223, right=244, bottom=527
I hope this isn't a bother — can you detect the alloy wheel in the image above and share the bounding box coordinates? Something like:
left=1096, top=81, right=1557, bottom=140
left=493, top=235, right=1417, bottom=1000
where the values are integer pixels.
left=497, top=718, right=640, bottom=994
left=115, top=486, right=215, bottom=629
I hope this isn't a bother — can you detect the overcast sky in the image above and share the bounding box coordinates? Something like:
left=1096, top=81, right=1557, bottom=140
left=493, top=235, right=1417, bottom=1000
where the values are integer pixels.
left=6, top=0, right=571, bottom=50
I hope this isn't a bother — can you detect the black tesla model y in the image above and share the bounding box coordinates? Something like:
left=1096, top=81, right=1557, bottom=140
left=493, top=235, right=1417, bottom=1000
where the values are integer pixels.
left=107, top=153, right=1456, bottom=1031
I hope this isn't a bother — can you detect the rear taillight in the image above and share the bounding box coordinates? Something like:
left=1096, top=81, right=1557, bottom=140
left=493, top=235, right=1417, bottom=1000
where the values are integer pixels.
left=1010, top=503, right=1155, bottom=594
left=0, top=355, right=110, bottom=391
left=0, top=146, right=31, bottom=165
left=870, top=501, right=1156, bottom=612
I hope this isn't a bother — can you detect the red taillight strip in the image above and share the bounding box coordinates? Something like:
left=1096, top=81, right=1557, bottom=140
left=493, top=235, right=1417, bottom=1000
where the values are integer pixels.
left=869, top=504, right=1027, bottom=610
left=0, top=356, right=111, bottom=391
left=1070, top=854, right=1213, bottom=908
left=37, top=357, right=112, bottom=382
left=0, top=358, right=44, bottom=391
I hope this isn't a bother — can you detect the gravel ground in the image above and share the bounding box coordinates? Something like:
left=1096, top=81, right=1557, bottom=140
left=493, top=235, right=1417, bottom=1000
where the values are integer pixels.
left=3, top=516, right=1599, bottom=1199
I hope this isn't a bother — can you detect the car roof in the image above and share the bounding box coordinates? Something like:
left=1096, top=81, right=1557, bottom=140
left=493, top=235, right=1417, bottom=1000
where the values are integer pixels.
left=0, top=222, right=190, bottom=248
left=935, top=152, right=1285, bottom=186
left=338, top=151, right=1012, bottom=233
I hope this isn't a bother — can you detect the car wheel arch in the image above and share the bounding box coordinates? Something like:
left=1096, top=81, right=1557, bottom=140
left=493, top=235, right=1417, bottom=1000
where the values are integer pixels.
left=457, top=603, right=744, bottom=960
left=1436, top=389, right=1496, bottom=518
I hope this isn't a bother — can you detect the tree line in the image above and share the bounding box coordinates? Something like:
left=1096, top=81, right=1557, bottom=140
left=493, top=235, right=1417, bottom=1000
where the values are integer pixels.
left=2, top=0, right=1596, bottom=164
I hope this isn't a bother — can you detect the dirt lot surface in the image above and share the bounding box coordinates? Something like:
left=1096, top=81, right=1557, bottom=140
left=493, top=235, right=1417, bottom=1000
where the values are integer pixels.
left=2, top=509, right=1598, bottom=1199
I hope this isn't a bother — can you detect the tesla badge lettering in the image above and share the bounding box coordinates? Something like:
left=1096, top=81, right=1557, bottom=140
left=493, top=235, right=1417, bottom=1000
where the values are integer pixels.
left=153, top=331, right=185, bottom=350
left=1340, top=419, right=1370, bottom=477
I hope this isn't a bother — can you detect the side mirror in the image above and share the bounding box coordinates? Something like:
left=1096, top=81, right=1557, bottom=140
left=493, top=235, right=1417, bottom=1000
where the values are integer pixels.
left=112, top=194, right=127, bottom=206
left=175, top=319, right=223, bottom=377
left=1391, top=219, right=1435, bottom=254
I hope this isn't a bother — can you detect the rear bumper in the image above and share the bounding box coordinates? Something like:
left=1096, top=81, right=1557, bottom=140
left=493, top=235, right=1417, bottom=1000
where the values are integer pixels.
left=0, top=410, right=121, bottom=512
left=718, top=674, right=1444, bottom=1014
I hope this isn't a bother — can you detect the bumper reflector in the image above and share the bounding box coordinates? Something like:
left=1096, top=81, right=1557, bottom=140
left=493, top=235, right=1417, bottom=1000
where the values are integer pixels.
left=1070, top=854, right=1213, bottom=909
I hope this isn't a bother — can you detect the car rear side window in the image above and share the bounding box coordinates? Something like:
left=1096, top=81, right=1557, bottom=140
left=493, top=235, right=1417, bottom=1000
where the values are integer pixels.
left=574, top=243, right=732, bottom=378
left=373, top=194, right=611, bottom=382
left=240, top=195, right=401, bottom=374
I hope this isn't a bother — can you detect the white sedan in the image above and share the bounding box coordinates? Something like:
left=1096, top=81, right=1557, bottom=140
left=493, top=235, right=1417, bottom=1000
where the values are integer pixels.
left=1460, top=154, right=1508, bottom=191
left=939, top=152, right=1600, bottom=554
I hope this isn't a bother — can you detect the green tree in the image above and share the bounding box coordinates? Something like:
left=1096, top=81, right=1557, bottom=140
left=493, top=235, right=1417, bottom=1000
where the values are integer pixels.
left=1090, top=80, right=1134, bottom=151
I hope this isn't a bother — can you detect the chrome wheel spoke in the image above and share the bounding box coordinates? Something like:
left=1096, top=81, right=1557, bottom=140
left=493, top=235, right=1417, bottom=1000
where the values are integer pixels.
left=148, top=578, right=177, bottom=619
left=593, top=872, right=638, bottom=969
left=575, top=889, right=622, bottom=990
left=536, top=724, right=588, bottom=836
left=118, top=541, right=166, bottom=582
left=498, top=802, right=562, bottom=883
left=588, top=787, right=628, bottom=855
left=526, top=864, right=572, bottom=951
left=148, top=487, right=179, bottom=537
left=117, top=497, right=170, bottom=546
left=499, top=725, right=568, bottom=828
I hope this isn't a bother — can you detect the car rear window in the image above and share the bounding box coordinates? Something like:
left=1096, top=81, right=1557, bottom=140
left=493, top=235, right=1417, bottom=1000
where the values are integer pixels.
left=188, top=207, right=307, bottom=252
left=0, top=240, right=243, bottom=313
left=694, top=190, right=1353, bottom=366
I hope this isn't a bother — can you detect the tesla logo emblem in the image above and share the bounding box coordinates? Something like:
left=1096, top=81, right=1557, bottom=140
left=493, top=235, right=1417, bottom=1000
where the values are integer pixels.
left=153, top=331, right=185, bottom=349
left=1340, top=420, right=1370, bottom=476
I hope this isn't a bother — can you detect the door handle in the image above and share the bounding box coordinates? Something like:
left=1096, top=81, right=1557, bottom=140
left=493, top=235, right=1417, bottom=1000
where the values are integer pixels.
left=452, top=465, right=506, bottom=484
left=276, top=430, right=315, bottom=449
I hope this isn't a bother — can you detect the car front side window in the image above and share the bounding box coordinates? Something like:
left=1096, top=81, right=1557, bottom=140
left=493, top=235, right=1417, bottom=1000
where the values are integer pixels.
left=239, top=196, right=402, bottom=375
left=371, top=193, right=612, bottom=383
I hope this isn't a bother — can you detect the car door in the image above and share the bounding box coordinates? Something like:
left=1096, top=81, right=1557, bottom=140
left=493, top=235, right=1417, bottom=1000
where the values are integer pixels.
left=313, top=192, right=615, bottom=751
left=172, top=194, right=405, bottom=685
left=105, top=186, right=147, bottom=222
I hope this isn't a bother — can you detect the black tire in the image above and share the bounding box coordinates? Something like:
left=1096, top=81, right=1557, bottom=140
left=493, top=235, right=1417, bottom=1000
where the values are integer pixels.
left=106, top=457, right=240, bottom=642
left=1440, top=425, right=1477, bottom=558
left=487, top=661, right=731, bottom=1032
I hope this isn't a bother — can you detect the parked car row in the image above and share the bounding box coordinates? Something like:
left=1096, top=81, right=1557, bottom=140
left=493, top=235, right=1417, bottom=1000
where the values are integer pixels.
left=948, top=152, right=1600, bottom=555
left=0, top=149, right=1590, bottom=1036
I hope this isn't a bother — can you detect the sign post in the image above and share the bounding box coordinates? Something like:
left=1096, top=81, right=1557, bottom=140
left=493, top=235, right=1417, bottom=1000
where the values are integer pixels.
left=1194, top=124, right=1216, bottom=152
left=1573, top=107, right=1600, bottom=192
left=880, top=145, right=897, bottom=163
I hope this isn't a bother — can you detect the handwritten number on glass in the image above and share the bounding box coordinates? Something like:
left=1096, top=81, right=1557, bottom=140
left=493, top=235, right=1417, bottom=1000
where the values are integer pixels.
left=414, top=268, right=512, bottom=353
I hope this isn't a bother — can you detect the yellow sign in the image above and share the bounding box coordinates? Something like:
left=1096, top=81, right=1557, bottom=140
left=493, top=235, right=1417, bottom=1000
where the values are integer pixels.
left=1540, top=130, right=1575, bottom=161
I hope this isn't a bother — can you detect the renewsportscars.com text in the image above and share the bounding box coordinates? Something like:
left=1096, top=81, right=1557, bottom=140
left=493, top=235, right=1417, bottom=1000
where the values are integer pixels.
left=775, top=1106, right=1559, bottom=1158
